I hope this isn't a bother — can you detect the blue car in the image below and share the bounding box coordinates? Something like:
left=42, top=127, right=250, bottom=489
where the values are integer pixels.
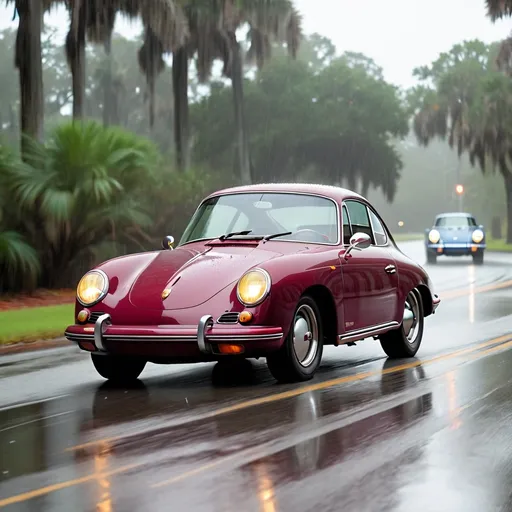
left=425, top=212, right=486, bottom=264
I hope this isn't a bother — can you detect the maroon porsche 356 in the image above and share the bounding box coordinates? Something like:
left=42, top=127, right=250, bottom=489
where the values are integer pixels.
left=65, top=183, right=440, bottom=383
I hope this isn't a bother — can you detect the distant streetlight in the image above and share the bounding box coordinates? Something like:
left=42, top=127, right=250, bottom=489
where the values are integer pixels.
left=455, top=184, right=464, bottom=212
left=398, top=221, right=404, bottom=227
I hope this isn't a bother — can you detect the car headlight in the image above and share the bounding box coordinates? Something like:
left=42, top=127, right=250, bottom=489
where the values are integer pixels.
left=237, top=268, right=271, bottom=307
left=77, top=270, right=109, bottom=306
left=472, top=229, right=484, bottom=243
left=428, top=229, right=441, bottom=244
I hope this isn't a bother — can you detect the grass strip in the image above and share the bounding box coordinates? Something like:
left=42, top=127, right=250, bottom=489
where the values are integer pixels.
left=0, top=304, right=74, bottom=345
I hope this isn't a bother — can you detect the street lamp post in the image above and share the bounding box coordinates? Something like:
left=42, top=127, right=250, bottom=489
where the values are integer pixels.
left=455, top=184, right=464, bottom=212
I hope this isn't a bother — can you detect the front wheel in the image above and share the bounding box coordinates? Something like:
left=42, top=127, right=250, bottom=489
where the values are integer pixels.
left=91, top=354, right=147, bottom=383
left=267, top=296, right=324, bottom=383
left=380, top=290, right=424, bottom=358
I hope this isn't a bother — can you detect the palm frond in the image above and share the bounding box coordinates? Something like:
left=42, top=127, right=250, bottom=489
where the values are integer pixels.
left=0, top=230, right=40, bottom=290
left=486, top=0, right=512, bottom=21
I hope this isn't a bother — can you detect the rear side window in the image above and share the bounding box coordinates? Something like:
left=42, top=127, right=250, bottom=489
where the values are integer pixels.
left=342, top=206, right=352, bottom=245
left=369, top=209, right=388, bottom=246
left=345, top=201, right=374, bottom=242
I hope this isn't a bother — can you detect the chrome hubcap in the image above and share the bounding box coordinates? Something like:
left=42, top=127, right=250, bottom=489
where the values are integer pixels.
left=292, top=304, right=319, bottom=367
left=403, top=292, right=420, bottom=343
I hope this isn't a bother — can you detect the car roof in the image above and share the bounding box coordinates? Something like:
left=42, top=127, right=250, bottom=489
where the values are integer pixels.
left=207, top=183, right=365, bottom=202
left=435, top=212, right=475, bottom=218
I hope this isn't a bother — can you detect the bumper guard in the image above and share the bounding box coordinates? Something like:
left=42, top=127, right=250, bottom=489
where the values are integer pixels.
left=66, top=313, right=283, bottom=355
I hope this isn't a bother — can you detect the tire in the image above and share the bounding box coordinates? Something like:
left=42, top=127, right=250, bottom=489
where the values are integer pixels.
left=91, top=354, right=147, bottom=383
left=379, top=289, right=424, bottom=358
left=472, top=250, right=484, bottom=265
left=426, top=252, right=437, bottom=264
left=267, top=295, right=324, bottom=383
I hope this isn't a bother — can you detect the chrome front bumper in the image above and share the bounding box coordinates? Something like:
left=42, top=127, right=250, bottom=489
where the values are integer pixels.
left=65, top=313, right=283, bottom=355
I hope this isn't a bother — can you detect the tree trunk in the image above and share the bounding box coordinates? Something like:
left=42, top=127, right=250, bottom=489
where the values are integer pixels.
left=102, top=38, right=113, bottom=126
left=15, top=0, right=44, bottom=154
left=66, top=0, right=87, bottom=120
left=229, top=34, right=252, bottom=185
left=148, top=75, right=155, bottom=130
left=505, top=171, right=512, bottom=244
left=172, top=47, right=189, bottom=171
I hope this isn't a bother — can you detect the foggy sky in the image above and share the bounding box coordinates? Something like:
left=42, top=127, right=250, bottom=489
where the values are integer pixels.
left=0, top=0, right=510, bottom=87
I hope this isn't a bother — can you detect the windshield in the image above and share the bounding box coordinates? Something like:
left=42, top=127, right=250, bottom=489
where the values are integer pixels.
left=179, top=193, right=339, bottom=245
left=435, top=216, right=477, bottom=228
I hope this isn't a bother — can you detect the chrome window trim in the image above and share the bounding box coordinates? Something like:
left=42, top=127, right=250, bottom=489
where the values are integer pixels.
left=179, top=191, right=342, bottom=247
left=367, top=205, right=389, bottom=247
left=342, top=199, right=392, bottom=248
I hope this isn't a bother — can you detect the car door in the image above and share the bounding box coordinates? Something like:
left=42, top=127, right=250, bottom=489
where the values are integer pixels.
left=339, top=200, right=399, bottom=333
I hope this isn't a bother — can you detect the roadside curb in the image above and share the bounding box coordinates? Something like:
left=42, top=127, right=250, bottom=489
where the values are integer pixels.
left=0, top=337, right=69, bottom=356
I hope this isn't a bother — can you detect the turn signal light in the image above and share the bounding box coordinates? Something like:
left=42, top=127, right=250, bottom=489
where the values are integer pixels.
left=218, top=344, right=245, bottom=354
left=77, top=309, right=90, bottom=323
left=239, top=311, right=253, bottom=323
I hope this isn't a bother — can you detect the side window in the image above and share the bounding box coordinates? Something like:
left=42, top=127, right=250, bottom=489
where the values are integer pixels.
left=345, top=201, right=374, bottom=242
left=369, top=209, right=388, bottom=246
left=342, top=206, right=352, bottom=245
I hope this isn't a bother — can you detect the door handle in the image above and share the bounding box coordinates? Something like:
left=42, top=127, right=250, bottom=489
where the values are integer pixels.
left=384, top=264, right=396, bottom=274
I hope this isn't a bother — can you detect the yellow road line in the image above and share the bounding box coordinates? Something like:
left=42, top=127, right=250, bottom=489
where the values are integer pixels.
left=2, top=332, right=511, bottom=507
left=440, top=279, right=512, bottom=300
left=69, top=333, right=512, bottom=454
left=0, top=464, right=140, bottom=508
left=64, top=277, right=512, bottom=455
left=151, top=333, right=512, bottom=489
left=470, top=338, right=512, bottom=360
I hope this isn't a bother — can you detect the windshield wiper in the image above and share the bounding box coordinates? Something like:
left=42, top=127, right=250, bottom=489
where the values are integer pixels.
left=263, top=231, right=293, bottom=241
left=219, top=230, right=253, bottom=241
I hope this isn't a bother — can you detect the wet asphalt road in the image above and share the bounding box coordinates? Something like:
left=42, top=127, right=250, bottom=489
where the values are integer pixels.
left=1, top=241, right=512, bottom=511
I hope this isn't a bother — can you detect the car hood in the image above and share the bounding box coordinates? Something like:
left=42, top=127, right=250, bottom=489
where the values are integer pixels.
left=128, top=244, right=283, bottom=310
left=435, top=226, right=480, bottom=243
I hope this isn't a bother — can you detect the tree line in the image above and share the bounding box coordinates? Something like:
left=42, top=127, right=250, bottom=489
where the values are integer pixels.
left=1, top=0, right=512, bottom=293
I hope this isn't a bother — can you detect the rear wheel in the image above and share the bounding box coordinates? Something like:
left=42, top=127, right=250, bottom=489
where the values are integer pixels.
left=267, top=296, right=323, bottom=383
left=380, top=290, right=424, bottom=358
left=91, top=354, right=147, bottom=383
left=472, top=250, right=484, bottom=265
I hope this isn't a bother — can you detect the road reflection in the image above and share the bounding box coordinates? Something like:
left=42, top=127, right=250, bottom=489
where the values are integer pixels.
left=94, top=441, right=113, bottom=512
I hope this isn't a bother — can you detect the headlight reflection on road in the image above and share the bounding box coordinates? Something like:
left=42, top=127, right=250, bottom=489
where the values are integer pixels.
left=446, top=371, right=462, bottom=430
left=94, top=441, right=113, bottom=512
left=468, top=265, right=475, bottom=324
left=254, top=462, right=277, bottom=512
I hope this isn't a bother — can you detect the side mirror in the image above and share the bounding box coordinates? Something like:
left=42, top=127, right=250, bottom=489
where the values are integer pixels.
left=350, top=232, right=371, bottom=250
left=343, top=232, right=371, bottom=259
left=162, top=235, right=175, bottom=250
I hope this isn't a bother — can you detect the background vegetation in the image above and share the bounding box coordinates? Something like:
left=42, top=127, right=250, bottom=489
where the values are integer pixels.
left=1, top=0, right=512, bottom=296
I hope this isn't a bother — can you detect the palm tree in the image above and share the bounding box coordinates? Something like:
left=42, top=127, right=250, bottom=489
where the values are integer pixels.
left=63, top=0, right=189, bottom=122
left=411, top=40, right=512, bottom=243
left=1, top=121, right=159, bottom=287
left=486, top=0, right=512, bottom=19
left=0, top=145, right=40, bottom=292
left=7, top=0, right=51, bottom=153
left=188, top=0, right=302, bottom=183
